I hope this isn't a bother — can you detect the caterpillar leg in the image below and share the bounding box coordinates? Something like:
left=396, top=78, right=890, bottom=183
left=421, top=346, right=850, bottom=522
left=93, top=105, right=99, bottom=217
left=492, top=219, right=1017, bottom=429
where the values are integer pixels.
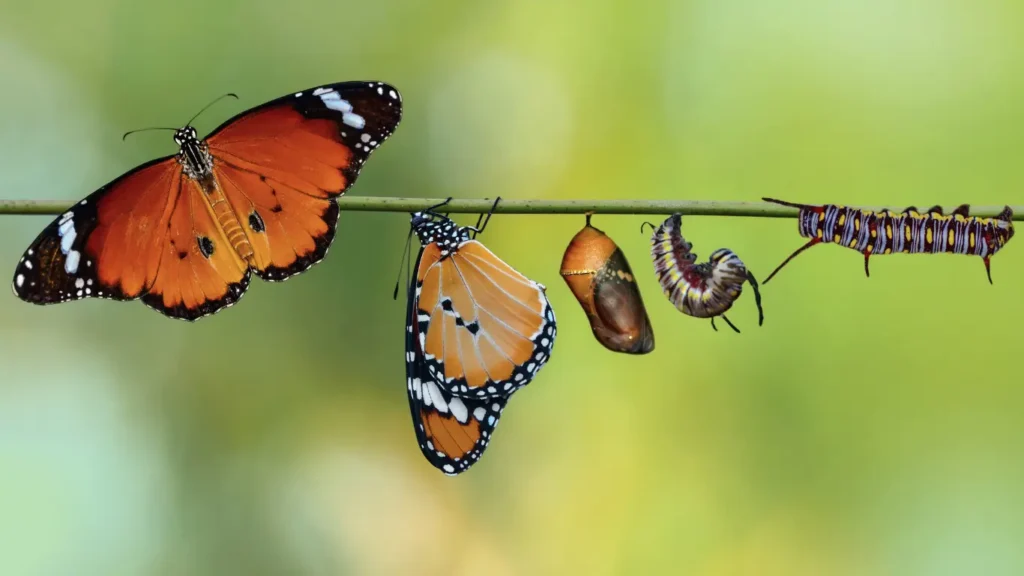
left=746, top=271, right=765, bottom=326
left=863, top=252, right=871, bottom=278
left=711, top=317, right=718, bottom=332
left=763, top=238, right=821, bottom=284
left=984, top=256, right=993, bottom=285
left=721, top=315, right=741, bottom=333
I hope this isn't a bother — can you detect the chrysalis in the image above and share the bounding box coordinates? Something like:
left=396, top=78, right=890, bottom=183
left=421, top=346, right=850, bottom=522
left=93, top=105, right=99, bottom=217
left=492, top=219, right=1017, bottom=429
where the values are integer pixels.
left=560, top=214, right=654, bottom=354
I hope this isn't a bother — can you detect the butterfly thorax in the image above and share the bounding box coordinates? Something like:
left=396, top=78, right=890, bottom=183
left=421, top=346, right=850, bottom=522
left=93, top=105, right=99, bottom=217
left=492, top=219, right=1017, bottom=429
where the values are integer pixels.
left=411, top=212, right=471, bottom=257
left=174, top=126, right=216, bottom=192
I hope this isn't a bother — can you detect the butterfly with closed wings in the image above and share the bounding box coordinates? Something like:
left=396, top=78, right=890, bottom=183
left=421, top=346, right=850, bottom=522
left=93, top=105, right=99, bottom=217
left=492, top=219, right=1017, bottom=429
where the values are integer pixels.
left=13, top=81, right=403, bottom=321
left=402, top=199, right=556, bottom=475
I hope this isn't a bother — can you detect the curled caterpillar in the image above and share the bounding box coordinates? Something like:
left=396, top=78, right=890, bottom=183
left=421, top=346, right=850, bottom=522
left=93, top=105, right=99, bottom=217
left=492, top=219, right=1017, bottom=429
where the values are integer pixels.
left=762, top=198, right=1015, bottom=284
left=645, top=213, right=764, bottom=333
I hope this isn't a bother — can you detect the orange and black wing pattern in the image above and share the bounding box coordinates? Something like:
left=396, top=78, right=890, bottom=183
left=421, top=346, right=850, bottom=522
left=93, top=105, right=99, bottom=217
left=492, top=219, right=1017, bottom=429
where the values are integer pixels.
left=403, top=209, right=557, bottom=474
left=206, top=81, right=402, bottom=282
left=411, top=235, right=556, bottom=399
left=12, top=157, right=251, bottom=320
left=405, top=265, right=507, bottom=475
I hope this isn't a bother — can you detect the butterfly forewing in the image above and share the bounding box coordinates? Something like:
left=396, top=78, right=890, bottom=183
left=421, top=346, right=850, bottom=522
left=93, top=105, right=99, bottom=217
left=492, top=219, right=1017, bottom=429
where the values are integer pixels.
left=12, top=156, right=178, bottom=307
left=411, top=227, right=556, bottom=400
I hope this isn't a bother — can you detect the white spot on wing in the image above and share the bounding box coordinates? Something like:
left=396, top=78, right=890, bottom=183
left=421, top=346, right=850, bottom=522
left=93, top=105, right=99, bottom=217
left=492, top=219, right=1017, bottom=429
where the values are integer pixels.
left=342, top=112, right=366, bottom=129
left=424, top=380, right=447, bottom=413
left=449, top=397, right=468, bottom=423
left=64, top=250, right=80, bottom=274
left=15, top=274, right=24, bottom=288
left=473, top=406, right=486, bottom=421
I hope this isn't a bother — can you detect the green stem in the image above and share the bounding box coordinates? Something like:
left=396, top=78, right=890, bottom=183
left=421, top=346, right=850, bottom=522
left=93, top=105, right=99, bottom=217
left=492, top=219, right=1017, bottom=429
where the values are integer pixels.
left=0, top=197, right=1020, bottom=219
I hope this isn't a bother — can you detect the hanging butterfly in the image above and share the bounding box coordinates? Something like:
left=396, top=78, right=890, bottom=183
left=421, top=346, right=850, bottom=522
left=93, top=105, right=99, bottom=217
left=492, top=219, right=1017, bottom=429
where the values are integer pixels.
left=12, top=81, right=403, bottom=321
left=402, top=198, right=556, bottom=474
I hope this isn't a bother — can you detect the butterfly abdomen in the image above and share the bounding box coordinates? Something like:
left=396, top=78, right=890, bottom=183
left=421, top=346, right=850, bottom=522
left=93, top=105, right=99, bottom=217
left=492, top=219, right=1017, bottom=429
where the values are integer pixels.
left=207, top=191, right=255, bottom=264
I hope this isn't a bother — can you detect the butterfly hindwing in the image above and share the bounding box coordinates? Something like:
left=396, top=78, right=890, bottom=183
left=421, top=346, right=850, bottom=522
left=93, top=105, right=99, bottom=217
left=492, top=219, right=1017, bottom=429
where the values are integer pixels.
left=138, top=176, right=251, bottom=320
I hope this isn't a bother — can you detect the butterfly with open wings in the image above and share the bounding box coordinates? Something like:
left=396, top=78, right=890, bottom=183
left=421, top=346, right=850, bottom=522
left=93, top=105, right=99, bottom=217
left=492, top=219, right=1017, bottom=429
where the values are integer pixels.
left=402, top=200, right=557, bottom=474
left=12, top=81, right=403, bottom=321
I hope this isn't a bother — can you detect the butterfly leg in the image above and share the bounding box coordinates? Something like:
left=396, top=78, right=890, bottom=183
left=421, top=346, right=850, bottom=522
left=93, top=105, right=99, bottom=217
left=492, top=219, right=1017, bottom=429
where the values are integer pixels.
left=984, top=256, right=993, bottom=285
left=721, top=315, right=741, bottom=334
left=425, top=197, right=454, bottom=216
left=710, top=318, right=718, bottom=332
left=472, top=197, right=502, bottom=238
left=746, top=271, right=765, bottom=326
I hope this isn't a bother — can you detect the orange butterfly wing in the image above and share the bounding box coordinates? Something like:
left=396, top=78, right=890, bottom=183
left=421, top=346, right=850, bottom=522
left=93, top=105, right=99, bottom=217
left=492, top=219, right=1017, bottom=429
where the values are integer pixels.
left=405, top=250, right=507, bottom=475
left=413, top=240, right=557, bottom=399
left=206, top=81, right=402, bottom=281
left=12, top=157, right=251, bottom=320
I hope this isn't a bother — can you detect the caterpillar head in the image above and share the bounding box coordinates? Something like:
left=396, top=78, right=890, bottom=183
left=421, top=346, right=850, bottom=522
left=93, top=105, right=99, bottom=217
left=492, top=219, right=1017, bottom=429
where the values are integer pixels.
left=991, top=206, right=1014, bottom=252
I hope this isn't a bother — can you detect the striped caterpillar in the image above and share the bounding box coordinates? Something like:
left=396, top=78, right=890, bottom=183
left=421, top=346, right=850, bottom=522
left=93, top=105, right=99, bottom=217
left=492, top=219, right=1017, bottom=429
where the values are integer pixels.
left=645, top=213, right=764, bottom=333
left=762, top=198, right=1015, bottom=284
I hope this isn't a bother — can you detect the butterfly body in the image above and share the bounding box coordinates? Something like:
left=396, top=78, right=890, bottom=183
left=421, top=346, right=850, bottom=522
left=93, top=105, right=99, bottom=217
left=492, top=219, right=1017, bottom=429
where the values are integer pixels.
left=404, top=207, right=556, bottom=474
left=14, top=81, right=402, bottom=321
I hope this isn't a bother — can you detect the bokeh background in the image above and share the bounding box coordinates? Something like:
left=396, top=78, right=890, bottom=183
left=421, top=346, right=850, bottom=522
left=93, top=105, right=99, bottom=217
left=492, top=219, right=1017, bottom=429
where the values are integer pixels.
left=3, top=1, right=1024, bottom=574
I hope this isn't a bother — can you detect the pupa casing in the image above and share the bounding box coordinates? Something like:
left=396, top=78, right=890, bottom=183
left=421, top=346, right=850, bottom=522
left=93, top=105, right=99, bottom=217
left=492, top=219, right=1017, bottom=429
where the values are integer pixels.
left=560, top=215, right=654, bottom=354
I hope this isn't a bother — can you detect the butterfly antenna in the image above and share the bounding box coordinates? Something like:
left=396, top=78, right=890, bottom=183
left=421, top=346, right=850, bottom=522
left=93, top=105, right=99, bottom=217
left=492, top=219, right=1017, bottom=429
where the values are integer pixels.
left=392, top=225, right=416, bottom=300
left=121, top=126, right=178, bottom=141
left=184, top=93, right=239, bottom=128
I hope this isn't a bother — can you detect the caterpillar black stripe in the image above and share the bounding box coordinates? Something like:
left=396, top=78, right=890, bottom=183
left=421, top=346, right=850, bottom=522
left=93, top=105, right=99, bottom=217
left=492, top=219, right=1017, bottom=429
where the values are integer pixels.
left=762, top=198, right=1015, bottom=285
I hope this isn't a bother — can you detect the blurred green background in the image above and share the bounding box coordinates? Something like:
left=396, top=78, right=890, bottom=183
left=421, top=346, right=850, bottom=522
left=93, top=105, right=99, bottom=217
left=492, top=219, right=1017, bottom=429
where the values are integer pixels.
left=3, top=1, right=1024, bottom=574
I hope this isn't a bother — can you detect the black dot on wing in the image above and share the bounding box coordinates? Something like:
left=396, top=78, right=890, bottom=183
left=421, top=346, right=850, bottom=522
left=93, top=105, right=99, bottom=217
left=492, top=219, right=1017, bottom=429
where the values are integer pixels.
left=248, top=211, right=266, bottom=233
left=197, top=236, right=215, bottom=259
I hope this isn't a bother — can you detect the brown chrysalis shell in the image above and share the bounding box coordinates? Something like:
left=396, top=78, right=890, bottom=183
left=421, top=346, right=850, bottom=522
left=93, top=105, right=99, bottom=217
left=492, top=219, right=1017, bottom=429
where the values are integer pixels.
left=559, top=214, right=654, bottom=354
